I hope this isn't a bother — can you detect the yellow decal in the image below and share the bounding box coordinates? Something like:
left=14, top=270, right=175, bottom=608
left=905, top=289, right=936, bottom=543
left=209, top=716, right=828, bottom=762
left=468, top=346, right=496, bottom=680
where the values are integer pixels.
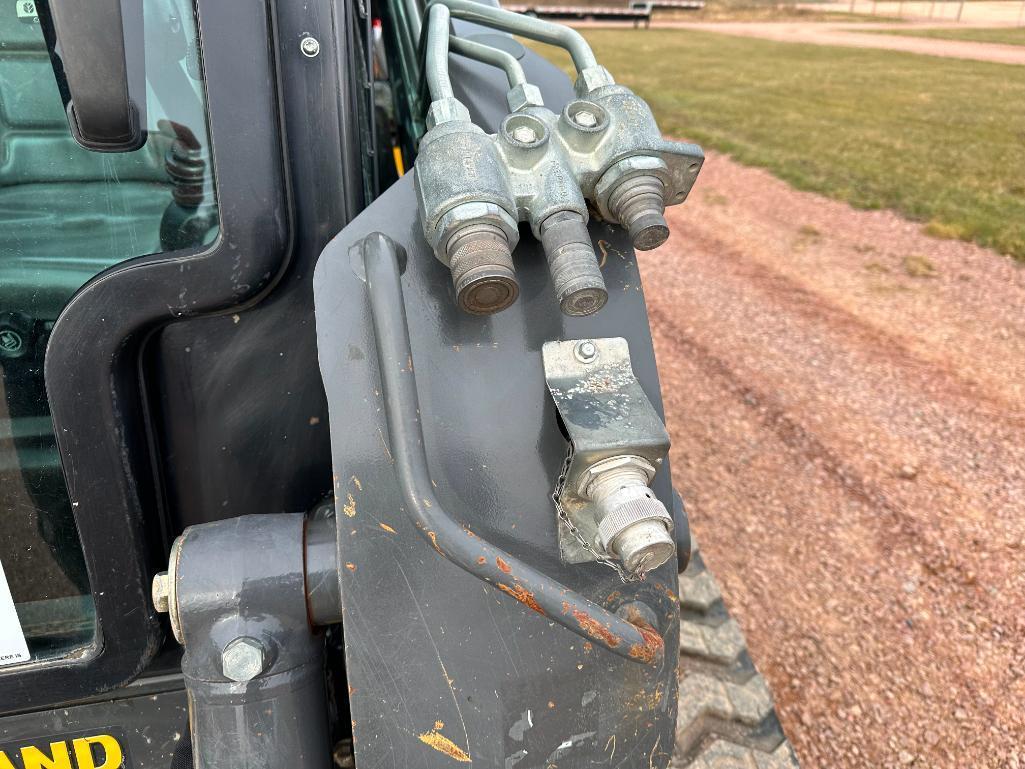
left=72, top=736, right=122, bottom=769
left=0, top=733, right=125, bottom=769
left=20, top=743, right=72, bottom=769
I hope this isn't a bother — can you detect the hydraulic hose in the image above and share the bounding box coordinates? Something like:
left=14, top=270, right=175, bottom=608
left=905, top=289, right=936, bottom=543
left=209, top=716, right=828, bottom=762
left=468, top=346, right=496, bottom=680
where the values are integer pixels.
left=361, top=232, right=663, bottom=665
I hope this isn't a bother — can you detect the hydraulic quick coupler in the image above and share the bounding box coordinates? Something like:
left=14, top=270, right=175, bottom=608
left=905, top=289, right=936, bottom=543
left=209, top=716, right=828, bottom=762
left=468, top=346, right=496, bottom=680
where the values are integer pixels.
left=414, top=0, right=703, bottom=316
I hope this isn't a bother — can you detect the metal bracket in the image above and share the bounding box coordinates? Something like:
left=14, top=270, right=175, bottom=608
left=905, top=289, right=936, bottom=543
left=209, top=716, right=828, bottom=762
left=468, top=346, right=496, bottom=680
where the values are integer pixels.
left=542, top=338, right=670, bottom=564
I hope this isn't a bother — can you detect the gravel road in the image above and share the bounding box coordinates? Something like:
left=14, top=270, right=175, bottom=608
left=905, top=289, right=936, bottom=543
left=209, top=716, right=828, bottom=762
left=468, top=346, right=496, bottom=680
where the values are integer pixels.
left=642, top=21, right=1025, bottom=64
left=642, top=150, right=1025, bottom=768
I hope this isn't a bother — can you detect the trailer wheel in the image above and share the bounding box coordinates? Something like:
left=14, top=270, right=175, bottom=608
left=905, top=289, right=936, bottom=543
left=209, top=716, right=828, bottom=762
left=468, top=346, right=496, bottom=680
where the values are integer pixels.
left=673, top=540, right=800, bottom=768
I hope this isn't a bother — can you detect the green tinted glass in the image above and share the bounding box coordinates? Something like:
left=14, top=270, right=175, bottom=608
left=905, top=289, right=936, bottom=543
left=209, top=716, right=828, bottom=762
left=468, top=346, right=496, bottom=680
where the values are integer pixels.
left=0, top=0, right=218, bottom=666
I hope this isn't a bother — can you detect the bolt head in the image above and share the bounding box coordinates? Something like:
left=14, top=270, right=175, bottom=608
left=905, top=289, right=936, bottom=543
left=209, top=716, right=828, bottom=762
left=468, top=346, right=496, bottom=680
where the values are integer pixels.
left=511, top=125, right=538, bottom=145
left=574, top=340, right=599, bottom=364
left=574, top=110, right=598, bottom=128
left=151, top=572, right=170, bottom=614
left=222, top=637, right=266, bottom=682
left=300, top=36, right=320, bottom=57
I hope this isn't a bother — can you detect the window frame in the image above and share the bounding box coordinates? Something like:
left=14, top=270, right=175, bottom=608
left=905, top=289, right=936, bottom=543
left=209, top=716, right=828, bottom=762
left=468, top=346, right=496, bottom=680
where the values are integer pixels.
left=0, top=0, right=292, bottom=713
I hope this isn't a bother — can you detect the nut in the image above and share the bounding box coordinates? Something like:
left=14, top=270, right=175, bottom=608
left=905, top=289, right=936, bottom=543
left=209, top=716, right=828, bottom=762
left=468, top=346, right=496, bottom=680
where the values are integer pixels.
left=594, top=155, right=670, bottom=222
left=574, top=65, right=615, bottom=96
left=506, top=83, right=544, bottom=113
left=222, top=637, right=266, bottom=682
left=433, top=201, right=518, bottom=262
left=151, top=572, right=170, bottom=614
left=426, top=97, right=471, bottom=131
left=577, top=455, right=657, bottom=498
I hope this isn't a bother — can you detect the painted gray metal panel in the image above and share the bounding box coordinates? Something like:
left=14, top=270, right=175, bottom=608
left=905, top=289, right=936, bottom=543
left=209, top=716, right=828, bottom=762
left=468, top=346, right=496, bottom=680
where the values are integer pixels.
left=313, top=173, right=679, bottom=769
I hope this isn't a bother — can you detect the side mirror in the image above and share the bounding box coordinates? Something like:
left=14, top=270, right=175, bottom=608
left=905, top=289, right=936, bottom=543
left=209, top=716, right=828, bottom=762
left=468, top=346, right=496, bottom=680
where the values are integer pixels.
left=35, top=0, right=147, bottom=153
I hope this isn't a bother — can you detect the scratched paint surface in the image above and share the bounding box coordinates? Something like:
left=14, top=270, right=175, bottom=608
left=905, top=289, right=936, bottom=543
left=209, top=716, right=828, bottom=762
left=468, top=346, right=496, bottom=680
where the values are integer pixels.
left=314, top=172, right=680, bottom=767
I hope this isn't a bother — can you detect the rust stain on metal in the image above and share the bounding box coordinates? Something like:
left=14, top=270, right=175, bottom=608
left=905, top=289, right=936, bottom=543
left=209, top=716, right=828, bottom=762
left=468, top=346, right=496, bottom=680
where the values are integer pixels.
left=628, top=625, right=664, bottom=664
left=427, top=530, right=439, bottom=548
left=572, top=609, right=619, bottom=647
left=497, top=582, right=545, bottom=615
left=434, top=721, right=444, bottom=729
left=345, top=562, right=356, bottom=572
left=583, top=641, right=593, bottom=652
left=417, top=729, right=471, bottom=763
left=476, top=556, right=486, bottom=565
left=379, top=522, right=396, bottom=533
left=562, top=601, right=571, bottom=615
left=343, top=493, right=357, bottom=517
left=496, top=557, right=511, bottom=574
left=351, top=475, right=363, bottom=491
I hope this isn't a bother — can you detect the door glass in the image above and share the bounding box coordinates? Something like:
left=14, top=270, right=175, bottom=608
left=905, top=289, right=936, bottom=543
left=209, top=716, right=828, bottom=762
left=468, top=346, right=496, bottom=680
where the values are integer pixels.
left=0, top=0, right=219, bottom=666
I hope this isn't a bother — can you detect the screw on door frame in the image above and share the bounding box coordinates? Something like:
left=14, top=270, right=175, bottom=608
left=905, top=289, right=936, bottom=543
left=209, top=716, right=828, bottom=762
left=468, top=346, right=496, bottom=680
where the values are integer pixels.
left=300, top=36, right=321, bottom=58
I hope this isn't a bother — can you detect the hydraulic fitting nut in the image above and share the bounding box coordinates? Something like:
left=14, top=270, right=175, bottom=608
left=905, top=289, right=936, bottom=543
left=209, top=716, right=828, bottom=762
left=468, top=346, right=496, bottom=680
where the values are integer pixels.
left=540, top=211, right=607, bottom=316
left=574, top=65, right=615, bottom=96
left=507, top=82, right=544, bottom=113
left=426, top=97, right=471, bottom=131
left=579, top=456, right=675, bottom=574
left=221, top=636, right=267, bottom=682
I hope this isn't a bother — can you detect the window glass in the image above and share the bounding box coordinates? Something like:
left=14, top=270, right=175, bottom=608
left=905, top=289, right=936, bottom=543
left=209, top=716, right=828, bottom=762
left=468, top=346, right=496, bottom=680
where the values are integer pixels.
left=0, top=0, right=218, bottom=665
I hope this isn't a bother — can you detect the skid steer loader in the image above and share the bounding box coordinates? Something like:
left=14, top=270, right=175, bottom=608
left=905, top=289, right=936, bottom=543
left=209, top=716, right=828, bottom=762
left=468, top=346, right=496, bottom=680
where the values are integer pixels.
left=0, top=0, right=797, bottom=766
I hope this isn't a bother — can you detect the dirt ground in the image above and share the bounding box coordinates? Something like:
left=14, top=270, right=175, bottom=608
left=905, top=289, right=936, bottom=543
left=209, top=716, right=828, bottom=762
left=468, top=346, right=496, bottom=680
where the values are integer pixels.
left=805, top=0, right=1025, bottom=25
left=641, top=150, right=1025, bottom=768
left=639, top=20, right=1025, bottom=64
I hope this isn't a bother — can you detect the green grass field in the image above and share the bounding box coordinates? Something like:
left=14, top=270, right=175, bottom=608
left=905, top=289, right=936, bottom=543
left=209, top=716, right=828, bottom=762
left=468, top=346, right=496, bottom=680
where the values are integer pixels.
left=530, top=29, right=1025, bottom=259
left=867, top=26, right=1025, bottom=46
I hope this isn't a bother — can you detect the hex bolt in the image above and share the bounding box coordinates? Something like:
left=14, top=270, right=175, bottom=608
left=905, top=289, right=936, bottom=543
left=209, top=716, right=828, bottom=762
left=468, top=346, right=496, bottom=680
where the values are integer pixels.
left=221, top=637, right=267, bottom=682
left=580, top=456, right=675, bottom=575
left=607, top=174, right=670, bottom=251
left=300, top=36, right=321, bottom=58
left=445, top=222, right=519, bottom=315
left=539, top=211, right=607, bottom=316
left=574, top=340, right=598, bottom=364
left=510, top=125, right=538, bottom=145
left=151, top=572, right=170, bottom=614
left=573, top=109, right=599, bottom=128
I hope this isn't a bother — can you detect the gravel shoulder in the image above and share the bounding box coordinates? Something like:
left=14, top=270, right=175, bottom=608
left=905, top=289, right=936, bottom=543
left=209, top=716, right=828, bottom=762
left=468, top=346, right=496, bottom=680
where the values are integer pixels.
left=642, top=150, right=1025, bottom=768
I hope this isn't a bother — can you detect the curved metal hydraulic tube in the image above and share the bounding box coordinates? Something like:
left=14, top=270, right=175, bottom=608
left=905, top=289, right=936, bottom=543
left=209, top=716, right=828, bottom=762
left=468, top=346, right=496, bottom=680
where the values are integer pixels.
left=361, top=233, right=663, bottom=665
left=426, top=0, right=600, bottom=72
left=449, top=35, right=527, bottom=89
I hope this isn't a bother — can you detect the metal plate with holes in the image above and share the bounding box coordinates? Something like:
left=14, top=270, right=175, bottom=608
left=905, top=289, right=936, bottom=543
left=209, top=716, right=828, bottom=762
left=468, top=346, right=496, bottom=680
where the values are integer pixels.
left=542, top=338, right=670, bottom=564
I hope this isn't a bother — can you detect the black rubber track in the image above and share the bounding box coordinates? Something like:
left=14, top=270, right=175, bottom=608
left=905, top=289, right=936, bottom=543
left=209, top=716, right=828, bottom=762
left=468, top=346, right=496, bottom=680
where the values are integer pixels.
left=672, top=539, right=801, bottom=768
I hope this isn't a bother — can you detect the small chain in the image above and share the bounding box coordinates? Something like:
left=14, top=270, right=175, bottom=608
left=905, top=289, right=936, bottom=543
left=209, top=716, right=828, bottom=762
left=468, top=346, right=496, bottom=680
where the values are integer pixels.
left=553, top=448, right=642, bottom=584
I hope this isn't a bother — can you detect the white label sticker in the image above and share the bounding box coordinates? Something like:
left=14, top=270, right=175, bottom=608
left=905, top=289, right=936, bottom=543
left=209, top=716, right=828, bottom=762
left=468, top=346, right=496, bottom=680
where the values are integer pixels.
left=0, top=558, right=30, bottom=667
left=16, top=1, right=38, bottom=20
